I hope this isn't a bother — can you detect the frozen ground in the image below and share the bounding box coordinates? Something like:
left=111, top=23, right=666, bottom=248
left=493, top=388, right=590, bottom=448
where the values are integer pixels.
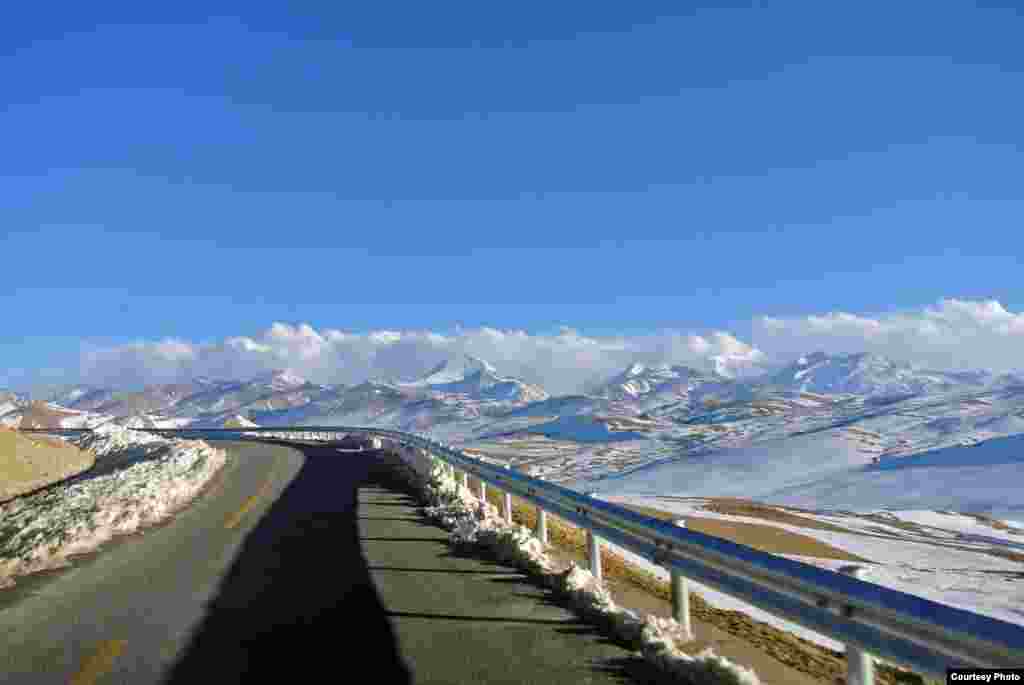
left=764, top=433, right=1024, bottom=519
left=0, top=425, right=226, bottom=588
left=600, top=494, right=1024, bottom=652
left=595, top=432, right=1024, bottom=518
left=578, top=419, right=1024, bottom=650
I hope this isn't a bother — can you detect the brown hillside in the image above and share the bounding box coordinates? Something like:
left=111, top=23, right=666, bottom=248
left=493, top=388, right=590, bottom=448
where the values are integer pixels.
left=16, top=401, right=82, bottom=429
left=0, top=427, right=95, bottom=502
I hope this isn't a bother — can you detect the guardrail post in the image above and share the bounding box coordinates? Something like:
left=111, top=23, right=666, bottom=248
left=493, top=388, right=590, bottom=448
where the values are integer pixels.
left=459, top=470, right=469, bottom=490
left=840, top=565, right=874, bottom=685
left=671, top=519, right=693, bottom=639
left=537, top=509, right=548, bottom=544
left=586, top=492, right=602, bottom=581
left=587, top=529, right=602, bottom=580
left=533, top=475, right=549, bottom=544
left=478, top=478, right=486, bottom=503
left=503, top=464, right=513, bottom=524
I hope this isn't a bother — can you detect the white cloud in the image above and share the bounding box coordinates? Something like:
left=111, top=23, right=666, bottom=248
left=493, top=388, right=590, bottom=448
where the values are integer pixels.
left=753, top=298, right=1024, bottom=372
left=77, top=323, right=760, bottom=394
left=75, top=298, right=1024, bottom=394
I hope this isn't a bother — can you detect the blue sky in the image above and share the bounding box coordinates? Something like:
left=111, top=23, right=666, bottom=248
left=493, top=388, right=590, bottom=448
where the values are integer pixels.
left=3, top=1, right=1024, bottom=389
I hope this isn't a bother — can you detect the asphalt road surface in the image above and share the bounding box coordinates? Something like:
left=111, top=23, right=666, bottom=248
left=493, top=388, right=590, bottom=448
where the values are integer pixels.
left=0, top=441, right=660, bottom=684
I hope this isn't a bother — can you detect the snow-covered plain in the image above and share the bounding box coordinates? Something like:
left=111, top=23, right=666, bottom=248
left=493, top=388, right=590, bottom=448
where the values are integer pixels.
left=0, top=425, right=226, bottom=588
left=579, top=431, right=1024, bottom=650
left=591, top=433, right=872, bottom=499
left=599, top=494, right=1024, bottom=651
left=594, top=431, right=1024, bottom=518
left=766, top=432, right=1024, bottom=518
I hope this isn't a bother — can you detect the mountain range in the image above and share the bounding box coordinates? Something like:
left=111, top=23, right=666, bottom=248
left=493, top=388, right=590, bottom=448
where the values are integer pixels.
left=1, top=352, right=1016, bottom=427
left=765, top=351, right=995, bottom=398
left=4, top=351, right=1024, bottom=483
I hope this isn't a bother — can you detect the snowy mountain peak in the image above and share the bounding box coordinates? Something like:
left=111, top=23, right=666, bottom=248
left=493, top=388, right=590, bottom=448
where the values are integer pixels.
left=464, top=354, right=497, bottom=376
left=193, top=375, right=234, bottom=388
left=596, top=362, right=722, bottom=402
left=253, top=369, right=308, bottom=391
left=770, top=352, right=990, bottom=397
left=626, top=363, right=647, bottom=377
left=223, top=414, right=259, bottom=428
left=404, top=354, right=547, bottom=403
left=712, top=356, right=736, bottom=378
left=796, top=351, right=829, bottom=367
left=0, top=390, right=27, bottom=404
left=415, top=355, right=499, bottom=386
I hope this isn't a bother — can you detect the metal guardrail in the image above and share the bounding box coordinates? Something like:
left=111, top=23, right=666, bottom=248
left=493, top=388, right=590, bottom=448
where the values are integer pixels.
left=272, top=427, right=1024, bottom=683
left=26, top=425, right=1024, bottom=682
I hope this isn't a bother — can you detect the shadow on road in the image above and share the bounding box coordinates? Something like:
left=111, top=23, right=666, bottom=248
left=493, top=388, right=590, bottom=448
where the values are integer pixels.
left=163, top=444, right=413, bottom=684
left=164, top=441, right=669, bottom=685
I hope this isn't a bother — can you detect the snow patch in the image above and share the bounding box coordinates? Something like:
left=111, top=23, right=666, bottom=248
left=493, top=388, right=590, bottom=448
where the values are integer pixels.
left=602, top=494, right=1024, bottom=648
left=389, top=451, right=760, bottom=685
left=0, top=425, right=226, bottom=588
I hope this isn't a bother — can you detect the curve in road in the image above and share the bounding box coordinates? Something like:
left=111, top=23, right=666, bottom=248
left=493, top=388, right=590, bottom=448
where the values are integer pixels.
left=1, top=441, right=660, bottom=684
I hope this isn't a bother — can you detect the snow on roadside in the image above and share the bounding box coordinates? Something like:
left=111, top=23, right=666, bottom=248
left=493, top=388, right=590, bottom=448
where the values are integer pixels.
left=0, top=424, right=226, bottom=588
left=386, top=445, right=761, bottom=685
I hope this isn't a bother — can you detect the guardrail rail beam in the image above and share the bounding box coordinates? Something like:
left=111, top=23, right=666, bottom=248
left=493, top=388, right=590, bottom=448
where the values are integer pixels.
left=99, top=423, right=1024, bottom=681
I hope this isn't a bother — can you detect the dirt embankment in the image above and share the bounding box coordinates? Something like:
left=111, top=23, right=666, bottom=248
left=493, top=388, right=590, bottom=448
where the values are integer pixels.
left=0, top=428, right=95, bottom=503
left=628, top=501, right=868, bottom=563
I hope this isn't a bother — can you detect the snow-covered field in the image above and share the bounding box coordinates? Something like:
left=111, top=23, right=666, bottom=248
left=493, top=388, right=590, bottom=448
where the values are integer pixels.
left=589, top=433, right=871, bottom=499
left=588, top=430, right=1024, bottom=515
left=0, top=425, right=226, bottom=588
left=578, top=428, right=1024, bottom=650
left=599, top=494, right=1024, bottom=652
left=764, top=433, right=1024, bottom=519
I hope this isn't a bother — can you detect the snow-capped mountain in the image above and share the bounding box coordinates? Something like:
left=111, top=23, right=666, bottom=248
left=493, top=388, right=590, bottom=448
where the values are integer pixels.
left=410, top=355, right=498, bottom=386
left=595, top=363, right=718, bottom=401
left=114, top=413, right=194, bottom=430
left=710, top=351, right=765, bottom=379
left=3, top=401, right=110, bottom=429
left=993, top=371, right=1024, bottom=389
left=0, top=391, right=28, bottom=426
left=44, top=386, right=97, bottom=408
left=223, top=414, right=259, bottom=428
left=53, top=387, right=118, bottom=411
left=251, top=369, right=310, bottom=392
left=766, top=352, right=992, bottom=398
left=403, top=355, right=549, bottom=404
left=588, top=362, right=753, bottom=417
left=91, top=385, right=204, bottom=416
left=165, top=371, right=320, bottom=419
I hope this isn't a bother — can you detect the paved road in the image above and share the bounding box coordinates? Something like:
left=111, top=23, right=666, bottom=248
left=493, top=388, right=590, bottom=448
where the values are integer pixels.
left=0, top=441, right=657, bottom=684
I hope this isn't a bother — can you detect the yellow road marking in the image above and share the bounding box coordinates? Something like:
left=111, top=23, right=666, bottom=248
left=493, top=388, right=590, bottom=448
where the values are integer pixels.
left=224, top=495, right=260, bottom=529
left=224, top=465, right=277, bottom=530
left=70, top=639, right=126, bottom=685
